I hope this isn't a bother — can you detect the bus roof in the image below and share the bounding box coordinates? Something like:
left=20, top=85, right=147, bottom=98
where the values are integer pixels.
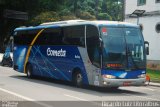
left=14, top=20, right=139, bottom=31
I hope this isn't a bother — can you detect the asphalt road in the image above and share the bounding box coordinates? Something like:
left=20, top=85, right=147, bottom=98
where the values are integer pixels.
left=0, top=66, right=160, bottom=107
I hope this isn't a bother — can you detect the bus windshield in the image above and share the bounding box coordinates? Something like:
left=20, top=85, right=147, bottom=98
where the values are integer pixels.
left=100, top=26, right=146, bottom=70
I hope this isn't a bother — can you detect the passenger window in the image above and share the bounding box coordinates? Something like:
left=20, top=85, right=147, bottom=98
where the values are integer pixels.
left=14, top=30, right=38, bottom=45
left=35, top=28, right=62, bottom=45
left=63, top=25, right=85, bottom=47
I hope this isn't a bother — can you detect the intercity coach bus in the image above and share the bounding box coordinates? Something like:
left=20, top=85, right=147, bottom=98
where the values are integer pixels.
left=13, top=20, right=149, bottom=88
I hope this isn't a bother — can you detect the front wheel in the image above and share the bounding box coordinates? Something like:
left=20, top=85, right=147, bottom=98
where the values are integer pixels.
left=73, top=72, right=83, bottom=87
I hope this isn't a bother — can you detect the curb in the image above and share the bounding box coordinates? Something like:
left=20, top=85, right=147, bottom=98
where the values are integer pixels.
left=148, top=82, right=160, bottom=87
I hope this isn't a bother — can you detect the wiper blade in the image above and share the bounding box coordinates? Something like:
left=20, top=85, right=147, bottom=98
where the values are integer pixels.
left=127, top=48, right=139, bottom=69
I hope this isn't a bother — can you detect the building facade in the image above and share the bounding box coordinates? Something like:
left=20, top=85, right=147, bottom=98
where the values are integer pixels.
left=124, top=0, right=160, bottom=69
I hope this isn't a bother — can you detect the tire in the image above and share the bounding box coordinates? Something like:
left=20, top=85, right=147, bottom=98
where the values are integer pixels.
left=73, top=72, right=83, bottom=87
left=26, top=64, right=33, bottom=78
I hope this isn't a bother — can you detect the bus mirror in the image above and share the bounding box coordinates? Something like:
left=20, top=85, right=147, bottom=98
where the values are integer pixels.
left=146, top=47, right=149, bottom=55
left=144, top=41, right=149, bottom=55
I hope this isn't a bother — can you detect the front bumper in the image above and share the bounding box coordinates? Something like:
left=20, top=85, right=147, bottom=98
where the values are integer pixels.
left=101, top=78, right=146, bottom=87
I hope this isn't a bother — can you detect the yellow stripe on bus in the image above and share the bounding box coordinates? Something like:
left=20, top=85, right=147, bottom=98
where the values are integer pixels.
left=24, top=29, right=45, bottom=73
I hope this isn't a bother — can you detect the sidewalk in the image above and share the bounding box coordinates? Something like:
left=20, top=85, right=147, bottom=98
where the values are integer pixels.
left=149, top=82, right=160, bottom=87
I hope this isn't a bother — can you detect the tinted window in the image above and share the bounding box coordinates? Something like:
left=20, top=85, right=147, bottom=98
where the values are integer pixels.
left=86, top=25, right=100, bottom=67
left=101, top=26, right=146, bottom=70
left=14, top=30, right=39, bottom=45
left=35, top=28, right=62, bottom=45
left=101, top=27, right=126, bottom=65
left=63, top=25, right=85, bottom=47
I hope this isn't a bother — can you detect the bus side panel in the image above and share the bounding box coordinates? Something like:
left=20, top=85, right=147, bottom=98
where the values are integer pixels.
left=28, top=45, right=89, bottom=84
left=13, top=45, right=28, bottom=73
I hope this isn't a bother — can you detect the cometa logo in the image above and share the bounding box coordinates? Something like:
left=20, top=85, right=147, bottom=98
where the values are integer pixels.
left=47, top=48, right=66, bottom=57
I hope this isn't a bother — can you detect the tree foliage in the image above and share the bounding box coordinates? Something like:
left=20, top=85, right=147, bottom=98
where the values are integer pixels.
left=0, top=0, right=124, bottom=51
left=1, top=0, right=123, bottom=25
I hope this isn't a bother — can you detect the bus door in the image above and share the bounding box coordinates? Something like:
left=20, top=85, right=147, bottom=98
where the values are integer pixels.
left=86, top=25, right=101, bottom=86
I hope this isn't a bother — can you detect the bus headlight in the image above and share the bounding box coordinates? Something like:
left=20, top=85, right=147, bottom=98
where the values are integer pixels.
left=103, top=75, right=116, bottom=79
left=138, top=74, right=146, bottom=78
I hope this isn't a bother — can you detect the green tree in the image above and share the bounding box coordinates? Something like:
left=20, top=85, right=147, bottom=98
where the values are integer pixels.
left=1, top=0, right=123, bottom=24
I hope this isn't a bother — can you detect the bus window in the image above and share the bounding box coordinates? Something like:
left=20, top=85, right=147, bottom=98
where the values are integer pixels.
left=63, top=25, right=85, bottom=47
left=86, top=25, right=100, bottom=67
left=14, top=30, right=38, bottom=45
left=35, top=28, right=62, bottom=45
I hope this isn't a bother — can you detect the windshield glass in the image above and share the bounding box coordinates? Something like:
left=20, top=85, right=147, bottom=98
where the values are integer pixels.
left=100, top=26, right=146, bottom=70
left=125, top=28, right=146, bottom=69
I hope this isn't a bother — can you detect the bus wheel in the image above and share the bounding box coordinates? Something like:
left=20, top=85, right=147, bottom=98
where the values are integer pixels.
left=26, top=64, right=33, bottom=78
left=73, top=72, right=83, bottom=87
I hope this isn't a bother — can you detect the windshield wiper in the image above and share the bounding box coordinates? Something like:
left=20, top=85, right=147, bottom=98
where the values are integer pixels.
left=126, top=48, right=139, bottom=69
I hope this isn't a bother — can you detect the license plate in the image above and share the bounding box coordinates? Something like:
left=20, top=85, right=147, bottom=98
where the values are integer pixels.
left=123, top=81, right=131, bottom=86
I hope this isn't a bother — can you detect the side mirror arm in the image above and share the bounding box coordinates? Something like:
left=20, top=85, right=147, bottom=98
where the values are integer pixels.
left=144, top=41, right=149, bottom=55
left=99, top=38, right=103, bottom=69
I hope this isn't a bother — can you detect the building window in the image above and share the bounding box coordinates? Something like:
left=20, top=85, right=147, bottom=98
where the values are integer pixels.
left=137, top=0, right=146, bottom=6
left=156, top=0, right=160, bottom=3
left=156, top=23, right=160, bottom=33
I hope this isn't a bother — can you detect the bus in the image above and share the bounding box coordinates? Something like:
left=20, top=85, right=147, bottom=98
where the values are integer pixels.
left=13, top=20, right=149, bottom=88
